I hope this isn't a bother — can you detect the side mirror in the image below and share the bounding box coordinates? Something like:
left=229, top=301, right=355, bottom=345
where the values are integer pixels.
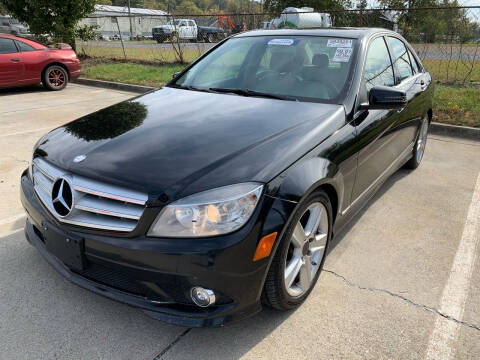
left=362, top=86, right=407, bottom=110
left=172, top=71, right=181, bottom=79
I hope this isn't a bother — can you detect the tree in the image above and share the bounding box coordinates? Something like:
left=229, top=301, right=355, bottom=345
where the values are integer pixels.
left=97, top=0, right=113, bottom=5
left=0, top=0, right=96, bottom=50
left=112, top=0, right=144, bottom=7
left=175, top=0, right=203, bottom=15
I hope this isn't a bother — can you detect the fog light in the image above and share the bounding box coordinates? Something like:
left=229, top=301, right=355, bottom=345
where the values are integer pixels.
left=190, top=287, right=216, bottom=307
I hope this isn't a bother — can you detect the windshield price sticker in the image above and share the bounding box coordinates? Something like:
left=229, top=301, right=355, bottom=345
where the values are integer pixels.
left=327, top=39, right=353, bottom=48
left=333, top=48, right=353, bottom=62
left=267, top=39, right=298, bottom=46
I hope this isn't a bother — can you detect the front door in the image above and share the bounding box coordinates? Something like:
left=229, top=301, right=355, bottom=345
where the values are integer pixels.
left=385, top=36, right=426, bottom=155
left=0, top=38, right=22, bottom=87
left=351, top=35, right=400, bottom=201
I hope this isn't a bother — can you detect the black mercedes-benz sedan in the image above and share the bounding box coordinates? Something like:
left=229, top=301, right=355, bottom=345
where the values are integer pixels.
left=20, top=28, right=433, bottom=327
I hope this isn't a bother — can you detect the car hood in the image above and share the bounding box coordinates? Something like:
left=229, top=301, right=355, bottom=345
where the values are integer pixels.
left=35, top=87, right=345, bottom=202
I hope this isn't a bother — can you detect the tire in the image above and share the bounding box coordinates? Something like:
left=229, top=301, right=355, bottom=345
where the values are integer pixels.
left=263, top=190, right=332, bottom=310
left=42, top=65, right=68, bottom=91
left=206, top=33, right=214, bottom=43
left=404, top=116, right=429, bottom=169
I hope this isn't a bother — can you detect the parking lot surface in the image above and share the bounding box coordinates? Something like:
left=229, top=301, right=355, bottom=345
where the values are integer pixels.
left=0, top=84, right=479, bottom=359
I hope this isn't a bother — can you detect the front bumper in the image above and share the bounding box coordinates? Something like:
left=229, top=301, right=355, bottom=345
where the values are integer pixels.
left=20, top=171, right=293, bottom=326
left=66, top=61, right=82, bottom=81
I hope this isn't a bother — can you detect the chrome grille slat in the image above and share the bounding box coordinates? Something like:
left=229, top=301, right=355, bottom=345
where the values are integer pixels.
left=75, top=195, right=143, bottom=220
left=32, top=158, right=147, bottom=232
left=32, top=168, right=53, bottom=196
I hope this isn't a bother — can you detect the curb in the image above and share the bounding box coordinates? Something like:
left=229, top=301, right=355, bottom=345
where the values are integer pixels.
left=74, top=78, right=156, bottom=94
left=430, top=122, right=479, bottom=141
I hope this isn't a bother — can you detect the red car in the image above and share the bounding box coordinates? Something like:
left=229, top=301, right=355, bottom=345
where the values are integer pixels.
left=0, top=34, right=81, bottom=91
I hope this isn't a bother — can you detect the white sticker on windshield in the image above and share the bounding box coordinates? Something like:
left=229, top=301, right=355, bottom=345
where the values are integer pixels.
left=333, top=48, right=353, bottom=62
left=327, top=39, right=353, bottom=48
left=267, top=38, right=295, bottom=46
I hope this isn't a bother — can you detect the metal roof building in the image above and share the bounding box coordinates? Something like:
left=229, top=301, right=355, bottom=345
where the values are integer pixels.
left=91, top=4, right=168, bottom=17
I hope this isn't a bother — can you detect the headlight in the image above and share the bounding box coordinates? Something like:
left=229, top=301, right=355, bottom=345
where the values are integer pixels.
left=148, top=183, right=263, bottom=238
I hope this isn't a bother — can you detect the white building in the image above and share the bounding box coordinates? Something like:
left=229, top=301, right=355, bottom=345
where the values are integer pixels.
left=81, top=4, right=169, bottom=38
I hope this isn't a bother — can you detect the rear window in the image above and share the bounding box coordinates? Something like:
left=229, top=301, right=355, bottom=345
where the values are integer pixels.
left=16, top=40, right=35, bottom=52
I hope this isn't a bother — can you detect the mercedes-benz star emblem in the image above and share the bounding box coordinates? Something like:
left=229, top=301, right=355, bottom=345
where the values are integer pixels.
left=51, top=178, right=74, bottom=217
left=73, top=154, right=87, bottom=163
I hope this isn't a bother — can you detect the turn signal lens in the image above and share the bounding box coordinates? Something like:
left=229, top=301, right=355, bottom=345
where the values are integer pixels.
left=253, top=232, right=277, bottom=261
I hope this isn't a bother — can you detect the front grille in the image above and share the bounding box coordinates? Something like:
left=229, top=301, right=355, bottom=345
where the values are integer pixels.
left=74, top=263, right=187, bottom=303
left=74, top=263, right=157, bottom=298
left=32, top=157, right=147, bottom=232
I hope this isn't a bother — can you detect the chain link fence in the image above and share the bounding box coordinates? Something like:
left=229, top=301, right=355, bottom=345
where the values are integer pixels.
left=77, top=6, right=479, bottom=88
left=76, top=6, right=479, bottom=126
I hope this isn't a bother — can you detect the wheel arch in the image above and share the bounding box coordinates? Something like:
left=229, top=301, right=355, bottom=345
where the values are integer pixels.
left=268, top=156, right=344, bottom=225
left=427, top=108, right=433, bottom=123
left=42, top=62, right=70, bottom=81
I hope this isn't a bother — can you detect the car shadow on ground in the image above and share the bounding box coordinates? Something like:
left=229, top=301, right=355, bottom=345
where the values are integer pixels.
left=0, top=168, right=412, bottom=359
left=326, top=167, right=411, bottom=256
left=0, top=84, right=46, bottom=96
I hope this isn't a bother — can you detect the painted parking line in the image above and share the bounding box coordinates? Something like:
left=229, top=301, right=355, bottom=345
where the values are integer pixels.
left=425, top=172, right=480, bottom=360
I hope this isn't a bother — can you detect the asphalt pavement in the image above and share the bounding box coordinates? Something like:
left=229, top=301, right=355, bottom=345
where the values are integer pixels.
left=0, top=83, right=479, bottom=359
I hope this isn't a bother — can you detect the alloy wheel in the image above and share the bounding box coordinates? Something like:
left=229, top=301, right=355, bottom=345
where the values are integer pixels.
left=48, top=69, right=66, bottom=89
left=284, top=202, right=329, bottom=297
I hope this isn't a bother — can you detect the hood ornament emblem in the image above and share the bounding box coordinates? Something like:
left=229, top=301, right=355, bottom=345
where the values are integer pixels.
left=51, top=178, right=74, bottom=217
left=73, top=154, right=87, bottom=163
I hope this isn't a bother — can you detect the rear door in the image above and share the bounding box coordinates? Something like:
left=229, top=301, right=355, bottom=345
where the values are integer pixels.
left=178, top=20, right=189, bottom=39
left=0, top=38, right=23, bottom=86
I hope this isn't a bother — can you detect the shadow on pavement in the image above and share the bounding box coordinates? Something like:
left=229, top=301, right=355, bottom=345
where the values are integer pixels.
left=0, top=84, right=46, bottom=96
left=0, top=167, right=412, bottom=359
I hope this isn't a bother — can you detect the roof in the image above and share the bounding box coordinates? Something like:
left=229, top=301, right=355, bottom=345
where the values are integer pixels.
left=235, top=28, right=392, bottom=39
left=93, top=4, right=167, bottom=16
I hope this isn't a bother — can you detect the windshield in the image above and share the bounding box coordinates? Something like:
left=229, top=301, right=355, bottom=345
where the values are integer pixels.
left=171, top=36, right=357, bottom=103
left=167, top=20, right=181, bottom=26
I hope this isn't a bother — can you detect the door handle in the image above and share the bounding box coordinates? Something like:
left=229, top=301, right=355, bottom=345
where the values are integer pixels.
left=420, top=79, right=427, bottom=91
left=10, top=58, right=20, bottom=62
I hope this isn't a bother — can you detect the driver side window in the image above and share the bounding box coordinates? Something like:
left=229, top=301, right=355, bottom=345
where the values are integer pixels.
left=364, top=37, right=395, bottom=91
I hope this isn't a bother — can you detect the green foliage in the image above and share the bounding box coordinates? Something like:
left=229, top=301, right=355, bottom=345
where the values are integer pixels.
left=0, top=0, right=96, bottom=49
left=377, top=0, right=477, bottom=43
left=175, top=0, right=203, bottom=15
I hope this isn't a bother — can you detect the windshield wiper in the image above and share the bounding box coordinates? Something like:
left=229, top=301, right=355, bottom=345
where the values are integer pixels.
left=209, top=88, right=297, bottom=101
left=170, top=84, right=212, bottom=93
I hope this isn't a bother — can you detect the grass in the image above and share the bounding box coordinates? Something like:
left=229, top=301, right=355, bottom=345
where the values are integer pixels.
left=423, top=59, right=480, bottom=85
left=83, top=62, right=185, bottom=87
left=77, top=43, right=202, bottom=63
left=433, top=85, right=480, bottom=128
left=82, top=61, right=480, bottom=128
left=77, top=41, right=480, bottom=86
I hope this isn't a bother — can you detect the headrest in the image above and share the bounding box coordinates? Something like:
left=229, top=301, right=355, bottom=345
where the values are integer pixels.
left=270, top=52, right=292, bottom=73
left=312, top=54, right=329, bottom=68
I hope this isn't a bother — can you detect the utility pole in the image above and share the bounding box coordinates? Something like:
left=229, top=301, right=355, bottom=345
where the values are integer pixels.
left=127, top=0, right=133, bottom=39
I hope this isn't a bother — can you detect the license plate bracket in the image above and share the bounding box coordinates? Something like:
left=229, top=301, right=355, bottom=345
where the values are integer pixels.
left=44, top=223, right=86, bottom=271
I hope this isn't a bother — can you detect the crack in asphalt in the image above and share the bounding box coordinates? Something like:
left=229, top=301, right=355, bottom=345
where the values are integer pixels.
left=152, top=328, right=192, bottom=360
left=323, top=269, right=480, bottom=332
